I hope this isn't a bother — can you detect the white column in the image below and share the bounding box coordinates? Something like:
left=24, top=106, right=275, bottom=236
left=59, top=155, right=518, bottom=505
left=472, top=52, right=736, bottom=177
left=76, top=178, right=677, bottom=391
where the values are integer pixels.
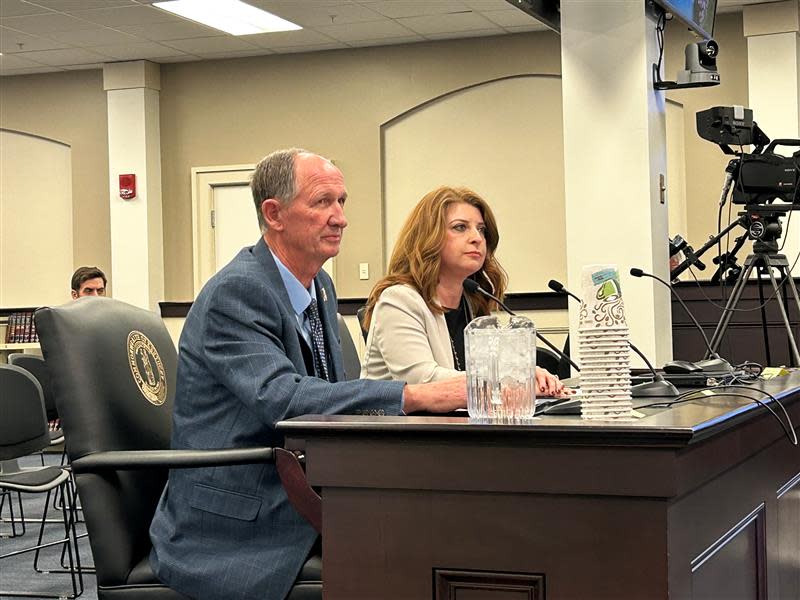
left=744, top=1, right=800, bottom=259
left=104, top=60, right=164, bottom=311
left=560, top=1, right=672, bottom=367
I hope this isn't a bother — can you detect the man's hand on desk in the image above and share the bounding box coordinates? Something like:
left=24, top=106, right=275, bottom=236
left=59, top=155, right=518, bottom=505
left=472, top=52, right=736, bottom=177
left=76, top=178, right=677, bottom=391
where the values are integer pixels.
left=402, top=374, right=468, bottom=414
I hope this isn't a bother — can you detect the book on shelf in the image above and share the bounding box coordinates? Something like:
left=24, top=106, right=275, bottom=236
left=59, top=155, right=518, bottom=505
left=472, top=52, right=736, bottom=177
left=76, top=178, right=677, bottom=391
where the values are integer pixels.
left=3, top=311, right=37, bottom=344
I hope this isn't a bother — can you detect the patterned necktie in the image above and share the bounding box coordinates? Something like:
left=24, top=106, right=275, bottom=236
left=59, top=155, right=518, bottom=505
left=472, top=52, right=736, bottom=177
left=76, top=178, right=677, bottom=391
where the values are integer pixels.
left=305, top=298, right=329, bottom=381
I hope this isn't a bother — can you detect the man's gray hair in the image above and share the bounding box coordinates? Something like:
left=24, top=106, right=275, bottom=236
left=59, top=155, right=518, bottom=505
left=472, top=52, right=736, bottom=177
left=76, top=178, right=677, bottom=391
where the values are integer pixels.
left=251, top=147, right=308, bottom=232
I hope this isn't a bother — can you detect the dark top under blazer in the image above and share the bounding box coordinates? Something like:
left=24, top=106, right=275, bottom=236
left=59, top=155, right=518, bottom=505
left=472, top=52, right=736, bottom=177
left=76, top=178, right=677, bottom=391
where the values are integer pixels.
left=149, top=238, right=405, bottom=600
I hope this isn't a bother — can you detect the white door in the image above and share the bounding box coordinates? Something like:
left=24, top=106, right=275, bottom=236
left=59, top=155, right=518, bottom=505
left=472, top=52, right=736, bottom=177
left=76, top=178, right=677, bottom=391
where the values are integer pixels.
left=192, top=165, right=335, bottom=296
left=212, top=184, right=260, bottom=271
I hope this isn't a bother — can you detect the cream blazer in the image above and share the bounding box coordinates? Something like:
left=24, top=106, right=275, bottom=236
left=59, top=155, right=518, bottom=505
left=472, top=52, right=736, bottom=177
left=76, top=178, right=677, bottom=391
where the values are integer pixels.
left=360, top=284, right=473, bottom=383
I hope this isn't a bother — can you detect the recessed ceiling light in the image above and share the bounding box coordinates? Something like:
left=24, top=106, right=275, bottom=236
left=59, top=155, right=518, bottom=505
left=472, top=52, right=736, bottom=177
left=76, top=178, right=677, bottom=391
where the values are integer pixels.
left=154, top=0, right=301, bottom=36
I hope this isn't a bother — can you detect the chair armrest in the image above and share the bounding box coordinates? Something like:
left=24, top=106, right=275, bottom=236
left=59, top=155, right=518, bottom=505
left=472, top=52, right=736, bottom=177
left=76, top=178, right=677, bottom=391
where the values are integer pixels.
left=71, top=447, right=323, bottom=534
left=71, top=447, right=275, bottom=472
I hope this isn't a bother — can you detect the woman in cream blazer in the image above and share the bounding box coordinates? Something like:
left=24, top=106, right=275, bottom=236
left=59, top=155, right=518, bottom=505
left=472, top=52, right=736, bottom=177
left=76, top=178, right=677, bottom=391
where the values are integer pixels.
left=361, top=186, right=562, bottom=396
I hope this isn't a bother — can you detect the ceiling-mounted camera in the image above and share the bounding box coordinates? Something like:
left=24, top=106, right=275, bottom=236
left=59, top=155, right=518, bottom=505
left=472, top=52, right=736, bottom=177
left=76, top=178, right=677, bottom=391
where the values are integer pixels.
left=654, top=39, right=721, bottom=90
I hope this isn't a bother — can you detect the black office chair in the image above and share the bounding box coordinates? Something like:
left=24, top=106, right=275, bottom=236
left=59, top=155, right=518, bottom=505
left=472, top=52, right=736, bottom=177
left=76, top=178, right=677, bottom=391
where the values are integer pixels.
left=8, top=354, right=65, bottom=450
left=337, top=313, right=361, bottom=380
left=0, top=364, right=82, bottom=599
left=536, top=346, right=561, bottom=375
left=355, top=305, right=369, bottom=343
left=557, top=335, right=572, bottom=379
left=35, top=297, right=322, bottom=600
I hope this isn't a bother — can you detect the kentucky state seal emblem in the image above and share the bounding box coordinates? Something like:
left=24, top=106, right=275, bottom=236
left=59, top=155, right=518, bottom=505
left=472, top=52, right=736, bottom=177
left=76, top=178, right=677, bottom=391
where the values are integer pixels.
left=127, top=330, right=167, bottom=406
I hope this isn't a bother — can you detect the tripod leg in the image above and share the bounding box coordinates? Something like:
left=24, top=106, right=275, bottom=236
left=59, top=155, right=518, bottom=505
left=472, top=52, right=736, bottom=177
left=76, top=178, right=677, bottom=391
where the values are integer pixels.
left=763, top=256, right=800, bottom=365
left=780, top=263, right=800, bottom=366
left=755, top=263, right=772, bottom=366
left=778, top=268, right=796, bottom=367
left=708, top=259, right=755, bottom=358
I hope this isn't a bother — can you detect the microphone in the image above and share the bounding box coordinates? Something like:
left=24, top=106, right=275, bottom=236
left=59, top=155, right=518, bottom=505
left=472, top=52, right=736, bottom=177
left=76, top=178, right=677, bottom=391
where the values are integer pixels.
left=547, top=279, right=581, bottom=303
left=548, top=279, right=678, bottom=397
left=629, top=268, right=733, bottom=373
left=463, top=279, right=581, bottom=372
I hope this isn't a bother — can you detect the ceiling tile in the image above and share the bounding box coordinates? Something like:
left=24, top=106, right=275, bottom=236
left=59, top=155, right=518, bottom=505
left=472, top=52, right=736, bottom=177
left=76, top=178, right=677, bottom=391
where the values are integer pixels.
left=45, top=26, right=140, bottom=46
left=258, top=2, right=385, bottom=27
left=504, top=23, right=547, bottom=33
left=270, top=42, right=347, bottom=54
left=1, top=65, right=64, bottom=75
left=244, top=28, right=338, bottom=49
left=92, top=40, right=185, bottom=59
left=398, top=11, right=500, bottom=35
left=61, top=62, right=103, bottom=70
left=14, top=46, right=109, bottom=65
left=162, top=35, right=259, bottom=54
left=360, top=0, right=469, bottom=19
left=1, top=12, right=95, bottom=33
left=156, top=54, right=202, bottom=63
left=0, top=52, right=46, bottom=68
left=115, top=20, right=220, bottom=41
left=194, top=49, right=274, bottom=60
left=0, top=1, right=53, bottom=18
left=347, top=35, right=424, bottom=48
left=71, top=5, right=183, bottom=26
left=481, top=8, right=541, bottom=27
left=26, top=0, right=136, bottom=9
left=316, top=19, right=417, bottom=42
left=0, top=26, right=71, bottom=52
left=425, top=28, right=504, bottom=40
left=462, top=0, right=514, bottom=10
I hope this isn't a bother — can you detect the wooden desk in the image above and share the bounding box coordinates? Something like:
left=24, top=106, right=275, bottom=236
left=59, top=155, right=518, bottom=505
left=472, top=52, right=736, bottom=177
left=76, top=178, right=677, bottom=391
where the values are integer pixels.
left=279, top=375, right=800, bottom=600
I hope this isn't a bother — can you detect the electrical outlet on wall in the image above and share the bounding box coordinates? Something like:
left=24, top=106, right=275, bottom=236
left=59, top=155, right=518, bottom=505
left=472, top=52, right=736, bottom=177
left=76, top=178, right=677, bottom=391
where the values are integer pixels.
left=359, top=263, right=369, bottom=280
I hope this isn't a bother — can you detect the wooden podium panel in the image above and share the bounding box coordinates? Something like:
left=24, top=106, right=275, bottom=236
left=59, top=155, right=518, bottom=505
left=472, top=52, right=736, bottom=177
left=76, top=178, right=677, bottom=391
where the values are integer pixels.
left=280, top=375, right=800, bottom=600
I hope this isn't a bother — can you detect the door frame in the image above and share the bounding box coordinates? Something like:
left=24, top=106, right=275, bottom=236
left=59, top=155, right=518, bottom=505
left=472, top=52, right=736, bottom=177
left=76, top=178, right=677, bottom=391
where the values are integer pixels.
left=191, top=164, right=254, bottom=296
left=191, top=164, right=336, bottom=297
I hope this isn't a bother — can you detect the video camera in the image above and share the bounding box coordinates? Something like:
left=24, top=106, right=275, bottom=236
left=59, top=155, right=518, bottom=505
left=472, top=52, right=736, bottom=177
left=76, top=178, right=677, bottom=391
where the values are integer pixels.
left=696, top=106, right=800, bottom=206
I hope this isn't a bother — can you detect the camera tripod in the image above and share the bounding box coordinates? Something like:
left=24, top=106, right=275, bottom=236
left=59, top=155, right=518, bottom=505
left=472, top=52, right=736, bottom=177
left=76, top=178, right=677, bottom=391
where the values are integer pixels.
left=703, top=208, right=800, bottom=365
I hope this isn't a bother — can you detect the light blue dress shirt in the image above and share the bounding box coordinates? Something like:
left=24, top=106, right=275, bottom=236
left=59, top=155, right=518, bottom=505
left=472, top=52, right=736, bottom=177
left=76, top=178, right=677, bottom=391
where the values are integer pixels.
left=270, top=250, right=316, bottom=348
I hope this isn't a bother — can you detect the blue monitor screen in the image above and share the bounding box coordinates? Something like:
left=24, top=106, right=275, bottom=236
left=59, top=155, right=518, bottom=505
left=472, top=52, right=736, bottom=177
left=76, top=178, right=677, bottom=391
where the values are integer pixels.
left=656, top=0, right=717, bottom=39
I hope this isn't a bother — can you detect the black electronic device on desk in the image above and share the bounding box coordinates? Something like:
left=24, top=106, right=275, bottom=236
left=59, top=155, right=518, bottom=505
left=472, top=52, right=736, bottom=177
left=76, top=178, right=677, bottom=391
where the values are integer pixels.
left=536, top=377, right=582, bottom=415
left=538, top=396, right=582, bottom=415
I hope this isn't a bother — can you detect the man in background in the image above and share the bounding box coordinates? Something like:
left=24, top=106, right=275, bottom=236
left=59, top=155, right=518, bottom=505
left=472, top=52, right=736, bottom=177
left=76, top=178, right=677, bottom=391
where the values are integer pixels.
left=70, top=266, right=106, bottom=299
left=149, top=148, right=465, bottom=600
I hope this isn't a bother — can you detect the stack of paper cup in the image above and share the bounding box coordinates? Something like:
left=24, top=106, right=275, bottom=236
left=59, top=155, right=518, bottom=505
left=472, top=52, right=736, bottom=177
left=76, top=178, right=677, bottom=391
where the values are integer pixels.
left=576, top=265, right=634, bottom=420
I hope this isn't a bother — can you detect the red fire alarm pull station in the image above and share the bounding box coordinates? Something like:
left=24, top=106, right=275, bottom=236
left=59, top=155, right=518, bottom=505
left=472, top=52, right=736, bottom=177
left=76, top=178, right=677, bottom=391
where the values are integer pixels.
left=119, top=174, right=136, bottom=200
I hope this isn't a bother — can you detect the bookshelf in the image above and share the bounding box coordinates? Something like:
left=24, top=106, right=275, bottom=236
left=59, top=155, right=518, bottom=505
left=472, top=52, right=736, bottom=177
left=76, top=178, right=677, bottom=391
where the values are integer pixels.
left=1, top=307, right=40, bottom=362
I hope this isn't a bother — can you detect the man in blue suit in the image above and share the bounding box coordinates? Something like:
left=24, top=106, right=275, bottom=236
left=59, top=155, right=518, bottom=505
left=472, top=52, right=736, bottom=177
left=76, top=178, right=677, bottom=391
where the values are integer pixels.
left=149, top=149, right=466, bottom=600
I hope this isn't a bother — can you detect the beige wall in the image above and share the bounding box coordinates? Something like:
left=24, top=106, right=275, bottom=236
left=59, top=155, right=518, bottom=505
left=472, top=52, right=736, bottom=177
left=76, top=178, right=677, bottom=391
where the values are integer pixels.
left=0, top=69, right=110, bottom=288
left=0, top=12, right=749, bottom=304
left=0, top=130, right=73, bottom=307
left=159, top=31, right=562, bottom=300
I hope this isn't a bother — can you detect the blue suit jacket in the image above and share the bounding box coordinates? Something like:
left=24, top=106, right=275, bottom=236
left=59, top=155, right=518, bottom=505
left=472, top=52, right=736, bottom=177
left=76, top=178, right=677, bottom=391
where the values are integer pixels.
left=149, top=239, right=404, bottom=600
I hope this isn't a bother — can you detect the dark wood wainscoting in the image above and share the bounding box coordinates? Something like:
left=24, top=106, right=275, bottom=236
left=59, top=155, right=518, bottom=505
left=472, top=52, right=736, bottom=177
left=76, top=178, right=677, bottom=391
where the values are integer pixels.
left=674, top=279, right=800, bottom=366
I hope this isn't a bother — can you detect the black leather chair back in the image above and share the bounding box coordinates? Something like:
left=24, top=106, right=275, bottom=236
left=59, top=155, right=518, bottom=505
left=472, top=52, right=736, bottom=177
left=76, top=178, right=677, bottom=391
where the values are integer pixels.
left=9, top=354, right=58, bottom=421
left=35, top=297, right=178, bottom=588
left=337, top=313, right=361, bottom=381
left=0, top=364, right=48, bottom=460
left=355, top=305, right=368, bottom=342
left=536, top=346, right=561, bottom=376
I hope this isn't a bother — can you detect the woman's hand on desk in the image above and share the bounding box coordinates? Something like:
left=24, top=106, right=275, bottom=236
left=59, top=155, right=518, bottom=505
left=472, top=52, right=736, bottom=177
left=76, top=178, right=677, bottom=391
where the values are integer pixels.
left=535, top=366, right=573, bottom=398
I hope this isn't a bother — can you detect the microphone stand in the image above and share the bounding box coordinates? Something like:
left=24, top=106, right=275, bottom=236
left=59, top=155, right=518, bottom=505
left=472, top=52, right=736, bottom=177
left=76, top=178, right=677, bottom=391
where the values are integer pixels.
left=629, top=268, right=734, bottom=374
left=464, top=280, right=581, bottom=372
left=547, top=280, right=678, bottom=397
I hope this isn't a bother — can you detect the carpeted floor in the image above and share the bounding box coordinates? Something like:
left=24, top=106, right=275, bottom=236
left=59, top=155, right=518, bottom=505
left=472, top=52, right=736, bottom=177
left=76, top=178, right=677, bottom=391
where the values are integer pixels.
left=1, top=453, right=97, bottom=600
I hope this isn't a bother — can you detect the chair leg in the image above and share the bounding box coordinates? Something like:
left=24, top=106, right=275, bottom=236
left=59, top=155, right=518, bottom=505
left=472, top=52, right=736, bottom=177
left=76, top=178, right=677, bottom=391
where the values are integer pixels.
left=0, top=483, right=84, bottom=599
